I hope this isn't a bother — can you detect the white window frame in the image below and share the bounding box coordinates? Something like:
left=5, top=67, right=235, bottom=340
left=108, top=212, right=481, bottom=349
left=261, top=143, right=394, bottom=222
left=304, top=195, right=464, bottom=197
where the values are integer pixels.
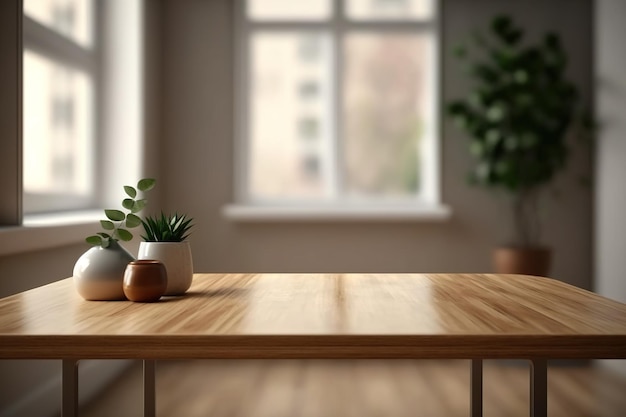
left=22, top=2, right=100, bottom=214
left=227, top=0, right=449, bottom=221
left=0, top=1, right=148, bottom=256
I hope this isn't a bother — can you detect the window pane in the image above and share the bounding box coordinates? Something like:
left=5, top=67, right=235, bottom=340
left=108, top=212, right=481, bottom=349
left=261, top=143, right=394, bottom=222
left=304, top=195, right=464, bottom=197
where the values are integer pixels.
left=343, top=33, right=433, bottom=197
left=346, top=0, right=433, bottom=20
left=248, top=0, right=331, bottom=21
left=23, top=50, right=94, bottom=211
left=24, top=0, right=94, bottom=47
left=249, top=32, right=333, bottom=199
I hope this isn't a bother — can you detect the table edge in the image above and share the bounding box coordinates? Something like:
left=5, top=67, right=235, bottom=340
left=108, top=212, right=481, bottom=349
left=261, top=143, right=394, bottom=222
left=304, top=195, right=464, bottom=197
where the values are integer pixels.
left=1, top=334, right=625, bottom=359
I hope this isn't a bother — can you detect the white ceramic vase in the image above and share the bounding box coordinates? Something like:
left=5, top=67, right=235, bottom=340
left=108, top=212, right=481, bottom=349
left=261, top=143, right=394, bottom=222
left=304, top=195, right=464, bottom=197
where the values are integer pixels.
left=73, top=240, right=135, bottom=300
left=138, top=241, right=193, bottom=295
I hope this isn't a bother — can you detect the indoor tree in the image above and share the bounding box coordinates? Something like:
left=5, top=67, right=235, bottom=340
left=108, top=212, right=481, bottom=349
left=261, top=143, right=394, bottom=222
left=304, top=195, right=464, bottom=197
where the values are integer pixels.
left=447, top=15, right=591, bottom=248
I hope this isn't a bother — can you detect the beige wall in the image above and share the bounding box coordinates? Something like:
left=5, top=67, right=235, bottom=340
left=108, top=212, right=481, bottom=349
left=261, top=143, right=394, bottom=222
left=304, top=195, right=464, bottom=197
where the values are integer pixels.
left=0, top=244, right=85, bottom=298
left=595, top=0, right=626, bottom=304
left=595, top=0, right=626, bottom=377
left=160, top=0, right=593, bottom=289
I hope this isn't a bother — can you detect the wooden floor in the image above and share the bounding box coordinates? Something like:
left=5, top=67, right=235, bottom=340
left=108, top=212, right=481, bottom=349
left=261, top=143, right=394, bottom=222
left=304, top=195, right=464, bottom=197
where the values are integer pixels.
left=81, top=360, right=626, bottom=417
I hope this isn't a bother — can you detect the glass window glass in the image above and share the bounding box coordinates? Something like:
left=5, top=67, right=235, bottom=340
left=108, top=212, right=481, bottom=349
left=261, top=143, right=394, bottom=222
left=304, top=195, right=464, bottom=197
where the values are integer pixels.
left=346, top=0, right=433, bottom=20
left=248, top=32, right=333, bottom=199
left=24, top=0, right=94, bottom=47
left=247, top=0, right=332, bottom=21
left=342, top=33, right=433, bottom=197
left=23, top=50, right=94, bottom=212
left=299, top=81, right=320, bottom=100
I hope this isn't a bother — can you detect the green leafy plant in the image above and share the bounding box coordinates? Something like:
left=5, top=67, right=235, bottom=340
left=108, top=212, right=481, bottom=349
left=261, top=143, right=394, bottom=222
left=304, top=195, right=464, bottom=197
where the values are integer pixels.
left=86, top=178, right=156, bottom=247
left=446, top=15, right=591, bottom=247
left=141, top=213, right=194, bottom=242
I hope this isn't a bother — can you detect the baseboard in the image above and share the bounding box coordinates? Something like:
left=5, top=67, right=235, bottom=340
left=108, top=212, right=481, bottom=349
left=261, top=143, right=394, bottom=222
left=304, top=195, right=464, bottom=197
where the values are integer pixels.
left=0, top=360, right=132, bottom=417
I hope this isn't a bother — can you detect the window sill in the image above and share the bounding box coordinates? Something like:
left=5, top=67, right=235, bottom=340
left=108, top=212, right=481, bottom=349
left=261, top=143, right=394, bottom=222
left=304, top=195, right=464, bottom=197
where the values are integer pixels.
left=0, top=210, right=101, bottom=256
left=222, top=203, right=452, bottom=222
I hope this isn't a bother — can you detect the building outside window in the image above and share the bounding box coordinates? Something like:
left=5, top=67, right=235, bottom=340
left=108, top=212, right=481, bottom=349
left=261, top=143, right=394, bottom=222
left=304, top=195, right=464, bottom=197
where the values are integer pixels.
left=236, top=0, right=440, bottom=207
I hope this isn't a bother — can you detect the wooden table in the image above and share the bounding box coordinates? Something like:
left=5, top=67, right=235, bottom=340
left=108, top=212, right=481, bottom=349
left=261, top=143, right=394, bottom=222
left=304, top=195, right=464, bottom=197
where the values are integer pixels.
left=1, top=273, right=626, bottom=417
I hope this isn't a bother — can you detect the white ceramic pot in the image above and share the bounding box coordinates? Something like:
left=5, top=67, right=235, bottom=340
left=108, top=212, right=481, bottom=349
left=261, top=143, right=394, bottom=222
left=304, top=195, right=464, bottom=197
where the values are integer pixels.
left=73, top=240, right=135, bottom=300
left=138, top=241, right=193, bottom=295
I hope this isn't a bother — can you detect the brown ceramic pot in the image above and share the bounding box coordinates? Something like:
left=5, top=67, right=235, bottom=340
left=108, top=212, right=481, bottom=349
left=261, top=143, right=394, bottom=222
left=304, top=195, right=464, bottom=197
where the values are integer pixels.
left=492, top=246, right=552, bottom=277
left=123, top=260, right=168, bottom=302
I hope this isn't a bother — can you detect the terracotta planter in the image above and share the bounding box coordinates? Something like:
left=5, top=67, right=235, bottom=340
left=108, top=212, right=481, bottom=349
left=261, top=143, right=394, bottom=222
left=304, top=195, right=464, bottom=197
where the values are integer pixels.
left=492, top=246, right=551, bottom=277
left=123, top=260, right=168, bottom=302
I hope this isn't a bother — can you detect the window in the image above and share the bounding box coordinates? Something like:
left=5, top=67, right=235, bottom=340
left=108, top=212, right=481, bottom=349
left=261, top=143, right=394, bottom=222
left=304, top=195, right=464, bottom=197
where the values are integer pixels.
left=0, top=2, right=145, bottom=255
left=22, top=0, right=97, bottom=213
left=235, top=0, right=440, bottom=208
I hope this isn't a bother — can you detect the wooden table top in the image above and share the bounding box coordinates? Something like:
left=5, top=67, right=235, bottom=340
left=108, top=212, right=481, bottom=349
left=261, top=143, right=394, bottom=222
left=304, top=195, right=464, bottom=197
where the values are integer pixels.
left=1, top=273, right=625, bottom=360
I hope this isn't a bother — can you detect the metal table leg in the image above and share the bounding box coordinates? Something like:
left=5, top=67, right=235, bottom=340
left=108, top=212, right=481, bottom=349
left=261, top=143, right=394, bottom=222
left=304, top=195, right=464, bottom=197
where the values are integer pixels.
left=62, top=359, right=78, bottom=417
left=144, top=360, right=156, bottom=417
left=530, top=359, right=547, bottom=417
left=470, top=359, right=483, bottom=417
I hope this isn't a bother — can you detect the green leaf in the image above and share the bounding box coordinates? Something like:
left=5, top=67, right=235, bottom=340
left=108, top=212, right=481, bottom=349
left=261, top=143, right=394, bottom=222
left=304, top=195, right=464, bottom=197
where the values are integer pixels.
left=472, top=63, right=499, bottom=83
left=117, top=228, right=133, bottom=241
left=470, top=141, right=484, bottom=157
left=137, top=178, right=156, bottom=192
left=105, top=209, right=125, bottom=221
left=453, top=45, right=467, bottom=59
left=514, top=70, right=528, bottom=84
left=485, top=129, right=501, bottom=147
left=125, top=213, right=142, bottom=228
left=86, top=235, right=102, bottom=246
left=124, top=186, right=137, bottom=198
left=487, top=105, right=505, bottom=122
left=491, top=15, right=512, bottom=37
left=447, top=101, right=470, bottom=117
left=544, top=32, right=561, bottom=51
left=521, top=133, right=538, bottom=149
left=504, top=29, right=523, bottom=46
left=491, top=15, right=524, bottom=46
left=100, top=220, right=115, bottom=230
left=97, top=232, right=111, bottom=239
left=469, top=92, right=484, bottom=108
left=475, top=162, right=492, bottom=182
left=505, top=136, right=519, bottom=151
left=132, top=199, right=147, bottom=213
left=122, top=198, right=135, bottom=210
left=140, top=212, right=194, bottom=242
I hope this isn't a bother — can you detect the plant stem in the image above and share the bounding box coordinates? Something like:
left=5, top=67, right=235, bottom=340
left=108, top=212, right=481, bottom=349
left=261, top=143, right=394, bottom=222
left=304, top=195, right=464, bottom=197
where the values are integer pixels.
left=512, top=189, right=541, bottom=247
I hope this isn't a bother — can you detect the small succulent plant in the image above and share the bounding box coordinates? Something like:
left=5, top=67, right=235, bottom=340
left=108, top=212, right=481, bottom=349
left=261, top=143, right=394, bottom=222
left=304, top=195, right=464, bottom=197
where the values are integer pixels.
left=86, top=178, right=156, bottom=248
left=141, top=212, right=194, bottom=242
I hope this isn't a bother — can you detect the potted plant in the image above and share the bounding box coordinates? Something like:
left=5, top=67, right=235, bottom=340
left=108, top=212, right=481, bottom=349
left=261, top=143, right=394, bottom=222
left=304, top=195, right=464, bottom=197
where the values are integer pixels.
left=446, top=15, right=591, bottom=276
left=138, top=213, right=194, bottom=295
left=73, top=178, right=156, bottom=300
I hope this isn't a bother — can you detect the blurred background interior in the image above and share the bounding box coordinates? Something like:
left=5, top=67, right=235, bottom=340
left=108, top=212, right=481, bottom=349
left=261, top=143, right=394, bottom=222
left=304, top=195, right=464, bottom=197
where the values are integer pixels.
left=0, top=0, right=625, bottom=416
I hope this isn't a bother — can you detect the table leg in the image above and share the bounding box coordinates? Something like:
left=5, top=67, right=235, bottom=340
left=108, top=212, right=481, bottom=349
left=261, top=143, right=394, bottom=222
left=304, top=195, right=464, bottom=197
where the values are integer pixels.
left=530, top=359, right=547, bottom=417
left=62, top=359, right=78, bottom=417
left=470, top=359, right=483, bottom=417
left=144, top=360, right=156, bottom=417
